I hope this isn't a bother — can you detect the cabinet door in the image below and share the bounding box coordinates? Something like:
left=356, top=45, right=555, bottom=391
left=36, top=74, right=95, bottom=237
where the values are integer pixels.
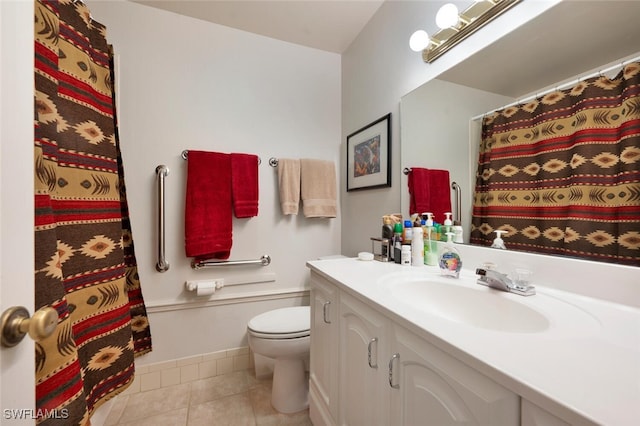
left=389, top=325, right=518, bottom=426
left=521, top=399, right=570, bottom=426
left=310, top=272, right=340, bottom=426
left=339, top=293, right=390, bottom=426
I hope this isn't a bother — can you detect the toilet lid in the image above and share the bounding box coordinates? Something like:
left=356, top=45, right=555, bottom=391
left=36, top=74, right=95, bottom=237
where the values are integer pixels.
left=248, top=306, right=310, bottom=338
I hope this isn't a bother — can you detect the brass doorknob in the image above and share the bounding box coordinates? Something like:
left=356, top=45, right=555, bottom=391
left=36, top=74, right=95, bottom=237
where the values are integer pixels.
left=1, top=306, right=58, bottom=347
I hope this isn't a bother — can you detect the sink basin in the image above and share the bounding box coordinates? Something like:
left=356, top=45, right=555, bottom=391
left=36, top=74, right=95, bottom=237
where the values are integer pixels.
left=387, top=279, right=550, bottom=333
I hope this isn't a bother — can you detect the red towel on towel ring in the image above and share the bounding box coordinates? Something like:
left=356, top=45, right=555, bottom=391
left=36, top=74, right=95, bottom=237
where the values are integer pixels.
left=231, top=153, right=259, bottom=218
left=185, top=150, right=232, bottom=260
left=408, top=167, right=452, bottom=223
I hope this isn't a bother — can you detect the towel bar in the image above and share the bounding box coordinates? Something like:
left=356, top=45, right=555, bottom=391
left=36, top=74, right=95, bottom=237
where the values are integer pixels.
left=192, top=255, right=271, bottom=270
left=155, top=165, right=170, bottom=272
left=181, top=150, right=261, bottom=165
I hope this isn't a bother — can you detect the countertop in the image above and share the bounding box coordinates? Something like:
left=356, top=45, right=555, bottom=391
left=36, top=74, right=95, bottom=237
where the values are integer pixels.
left=307, top=257, right=640, bottom=426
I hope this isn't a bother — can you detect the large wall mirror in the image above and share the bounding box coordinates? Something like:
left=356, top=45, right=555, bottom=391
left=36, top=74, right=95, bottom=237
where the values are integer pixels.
left=400, top=1, right=640, bottom=264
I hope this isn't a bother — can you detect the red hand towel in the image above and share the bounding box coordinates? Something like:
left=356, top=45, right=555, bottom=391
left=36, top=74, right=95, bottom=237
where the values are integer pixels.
left=185, top=151, right=232, bottom=260
left=408, top=168, right=452, bottom=223
left=231, top=153, right=259, bottom=218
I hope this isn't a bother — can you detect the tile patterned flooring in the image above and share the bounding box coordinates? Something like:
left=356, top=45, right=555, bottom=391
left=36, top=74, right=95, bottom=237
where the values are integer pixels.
left=102, top=370, right=311, bottom=426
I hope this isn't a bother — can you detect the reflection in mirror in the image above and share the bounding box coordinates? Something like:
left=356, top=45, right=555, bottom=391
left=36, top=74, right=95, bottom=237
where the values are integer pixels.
left=400, top=1, right=640, bottom=266
left=471, top=63, right=640, bottom=267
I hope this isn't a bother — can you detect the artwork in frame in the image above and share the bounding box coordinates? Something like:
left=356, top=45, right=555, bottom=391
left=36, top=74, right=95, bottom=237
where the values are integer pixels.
left=346, top=113, right=391, bottom=191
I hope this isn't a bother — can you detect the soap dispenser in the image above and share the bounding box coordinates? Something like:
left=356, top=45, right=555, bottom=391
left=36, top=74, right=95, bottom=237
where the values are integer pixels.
left=438, top=232, right=462, bottom=278
left=491, top=230, right=507, bottom=250
left=422, top=213, right=437, bottom=266
left=443, top=212, right=453, bottom=236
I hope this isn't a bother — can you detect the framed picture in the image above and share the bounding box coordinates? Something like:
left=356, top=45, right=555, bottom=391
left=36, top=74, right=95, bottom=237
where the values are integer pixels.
left=346, top=113, right=391, bottom=191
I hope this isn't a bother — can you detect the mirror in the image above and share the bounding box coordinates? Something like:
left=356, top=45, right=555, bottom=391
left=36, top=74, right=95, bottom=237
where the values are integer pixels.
left=400, top=1, right=640, bottom=251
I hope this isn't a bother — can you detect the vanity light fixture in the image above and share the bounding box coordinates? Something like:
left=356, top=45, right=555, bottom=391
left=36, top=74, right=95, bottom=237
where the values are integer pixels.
left=411, top=0, right=522, bottom=63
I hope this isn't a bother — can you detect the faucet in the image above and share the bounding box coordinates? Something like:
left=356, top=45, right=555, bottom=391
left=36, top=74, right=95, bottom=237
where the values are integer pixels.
left=475, top=268, right=535, bottom=296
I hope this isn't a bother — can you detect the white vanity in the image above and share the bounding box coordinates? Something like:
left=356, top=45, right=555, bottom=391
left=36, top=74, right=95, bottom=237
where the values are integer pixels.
left=306, top=256, right=640, bottom=426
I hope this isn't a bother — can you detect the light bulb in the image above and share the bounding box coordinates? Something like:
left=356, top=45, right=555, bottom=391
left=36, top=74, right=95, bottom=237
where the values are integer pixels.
left=409, top=30, right=430, bottom=52
left=436, top=3, right=460, bottom=29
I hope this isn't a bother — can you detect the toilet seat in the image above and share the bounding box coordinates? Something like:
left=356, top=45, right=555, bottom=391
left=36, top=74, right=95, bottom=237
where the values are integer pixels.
left=248, top=306, right=310, bottom=339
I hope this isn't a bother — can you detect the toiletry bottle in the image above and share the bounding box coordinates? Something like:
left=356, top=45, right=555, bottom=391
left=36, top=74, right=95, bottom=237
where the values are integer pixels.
left=443, top=212, right=453, bottom=237
left=401, top=245, right=411, bottom=266
left=423, top=213, right=437, bottom=266
left=393, top=222, right=403, bottom=264
left=413, top=214, right=422, bottom=229
left=411, top=226, right=424, bottom=266
left=452, top=220, right=463, bottom=243
left=382, top=217, right=394, bottom=260
left=438, top=232, right=462, bottom=278
left=491, top=230, right=507, bottom=249
left=403, top=220, right=413, bottom=245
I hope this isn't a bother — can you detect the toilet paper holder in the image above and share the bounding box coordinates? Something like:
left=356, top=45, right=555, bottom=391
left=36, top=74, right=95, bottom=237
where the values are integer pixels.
left=185, top=279, right=224, bottom=296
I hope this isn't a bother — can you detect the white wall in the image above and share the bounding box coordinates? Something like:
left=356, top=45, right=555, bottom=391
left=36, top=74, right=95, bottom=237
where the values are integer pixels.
left=400, top=79, right=514, bottom=235
left=87, top=0, right=341, bottom=364
left=341, top=0, right=560, bottom=256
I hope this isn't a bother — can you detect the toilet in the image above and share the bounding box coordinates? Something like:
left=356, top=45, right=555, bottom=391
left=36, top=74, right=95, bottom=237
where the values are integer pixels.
left=247, top=306, right=310, bottom=414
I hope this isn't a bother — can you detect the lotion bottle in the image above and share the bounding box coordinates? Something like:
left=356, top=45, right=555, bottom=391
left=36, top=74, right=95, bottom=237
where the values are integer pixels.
left=443, top=212, right=453, bottom=237
left=411, top=226, right=424, bottom=266
left=491, top=230, right=507, bottom=249
left=452, top=220, right=464, bottom=243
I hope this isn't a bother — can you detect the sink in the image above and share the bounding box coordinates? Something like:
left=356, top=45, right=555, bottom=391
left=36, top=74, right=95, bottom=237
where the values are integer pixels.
left=387, top=278, right=550, bottom=333
left=379, top=271, right=602, bottom=334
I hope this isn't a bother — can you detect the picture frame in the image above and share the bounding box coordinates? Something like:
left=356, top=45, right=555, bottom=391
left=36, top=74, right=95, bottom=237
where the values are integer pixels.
left=346, top=113, right=391, bottom=191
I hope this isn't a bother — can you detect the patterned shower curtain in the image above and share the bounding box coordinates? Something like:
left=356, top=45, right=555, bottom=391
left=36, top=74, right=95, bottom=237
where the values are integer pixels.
left=471, top=62, right=640, bottom=266
left=34, top=0, right=152, bottom=423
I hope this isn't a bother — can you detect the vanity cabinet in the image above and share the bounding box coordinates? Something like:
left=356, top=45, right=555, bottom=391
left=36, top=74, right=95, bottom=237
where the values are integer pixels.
left=521, top=400, right=570, bottom=426
left=339, top=292, right=390, bottom=425
left=390, top=325, right=518, bottom=425
left=309, top=272, right=339, bottom=426
left=310, top=270, right=519, bottom=426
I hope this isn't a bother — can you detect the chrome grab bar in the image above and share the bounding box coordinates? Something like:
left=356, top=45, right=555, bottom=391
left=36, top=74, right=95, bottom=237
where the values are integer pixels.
left=191, top=254, right=271, bottom=270
left=155, top=165, right=170, bottom=272
left=451, top=181, right=461, bottom=223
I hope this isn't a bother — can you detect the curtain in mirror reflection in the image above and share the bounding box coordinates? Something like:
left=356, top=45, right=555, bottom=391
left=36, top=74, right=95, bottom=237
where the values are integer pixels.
left=471, top=62, right=640, bottom=267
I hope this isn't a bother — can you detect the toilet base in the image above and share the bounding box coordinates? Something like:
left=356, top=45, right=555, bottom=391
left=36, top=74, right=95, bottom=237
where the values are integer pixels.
left=271, top=357, right=309, bottom=414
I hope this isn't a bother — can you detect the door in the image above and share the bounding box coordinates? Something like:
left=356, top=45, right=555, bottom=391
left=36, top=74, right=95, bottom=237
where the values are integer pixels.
left=1, top=0, right=36, bottom=420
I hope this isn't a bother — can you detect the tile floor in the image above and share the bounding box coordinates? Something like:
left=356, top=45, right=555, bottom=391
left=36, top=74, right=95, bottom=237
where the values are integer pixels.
left=102, top=370, right=311, bottom=426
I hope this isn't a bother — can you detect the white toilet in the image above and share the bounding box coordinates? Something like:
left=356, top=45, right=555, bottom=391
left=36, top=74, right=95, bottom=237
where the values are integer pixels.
left=247, top=306, right=310, bottom=414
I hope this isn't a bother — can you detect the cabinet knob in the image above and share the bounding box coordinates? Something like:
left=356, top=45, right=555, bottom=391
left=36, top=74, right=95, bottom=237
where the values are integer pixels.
left=1, top=306, right=58, bottom=347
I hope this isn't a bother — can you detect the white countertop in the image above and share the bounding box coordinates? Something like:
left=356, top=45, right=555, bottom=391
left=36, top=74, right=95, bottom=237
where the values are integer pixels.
left=307, top=257, right=640, bottom=426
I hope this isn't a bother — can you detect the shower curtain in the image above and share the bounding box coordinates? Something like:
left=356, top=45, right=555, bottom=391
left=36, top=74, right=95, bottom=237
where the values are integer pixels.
left=471, top=62, right=640, bottom=266
left=34, top=0, right=151, bottom=423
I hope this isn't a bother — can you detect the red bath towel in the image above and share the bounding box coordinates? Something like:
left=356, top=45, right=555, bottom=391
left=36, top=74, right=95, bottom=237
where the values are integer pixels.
left=185, top=150, right=232, bottom=260
left=231, top=153, right=259, bottom=218
left=408, top=168, right=452, bottom=223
